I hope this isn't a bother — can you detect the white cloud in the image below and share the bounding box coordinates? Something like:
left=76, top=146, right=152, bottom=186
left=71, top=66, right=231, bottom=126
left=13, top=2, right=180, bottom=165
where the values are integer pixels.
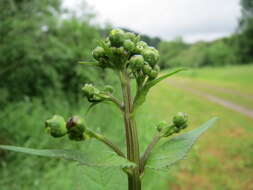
left=63, top=0, right=241, bottom=42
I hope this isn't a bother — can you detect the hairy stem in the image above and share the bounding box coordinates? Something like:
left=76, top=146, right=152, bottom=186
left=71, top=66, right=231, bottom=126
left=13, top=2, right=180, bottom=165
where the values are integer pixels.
left=120, top=70, right=141, bottom=190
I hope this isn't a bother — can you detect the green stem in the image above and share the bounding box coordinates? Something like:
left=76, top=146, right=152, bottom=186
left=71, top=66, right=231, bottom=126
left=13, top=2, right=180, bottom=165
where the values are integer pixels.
left=140, top=133, right=162, bottom=174
left=92, top=132, right=126, bottom=158
left=120, top=70, right=141, bottom=190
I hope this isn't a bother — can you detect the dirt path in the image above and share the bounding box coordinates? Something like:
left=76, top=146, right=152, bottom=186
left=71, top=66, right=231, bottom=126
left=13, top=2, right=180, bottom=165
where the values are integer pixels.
left=168, top=80, right=253, bottom=119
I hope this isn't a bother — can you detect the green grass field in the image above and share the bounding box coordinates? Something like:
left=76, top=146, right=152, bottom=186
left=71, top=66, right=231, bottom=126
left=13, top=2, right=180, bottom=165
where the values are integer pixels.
left=138, top=64, right=253, bottom=190
left=1, top=64, right=253, bottom=190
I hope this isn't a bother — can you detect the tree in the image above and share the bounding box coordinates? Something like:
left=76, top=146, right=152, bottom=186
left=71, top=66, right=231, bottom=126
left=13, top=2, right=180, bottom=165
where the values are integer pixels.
left=235, top=0, right=253, bottom=63
left=0, top=0, right=100, bottom=103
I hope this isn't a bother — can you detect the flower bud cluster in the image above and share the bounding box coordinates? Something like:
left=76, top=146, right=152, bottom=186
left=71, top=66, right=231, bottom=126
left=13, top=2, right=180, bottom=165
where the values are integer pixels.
left=156, top=112, right=188, bottom=137
left=92, top=29, right=160, bottom=79
left=82, top=84, right=113, bottom=103
left=45, top=115, right=91, bottom=141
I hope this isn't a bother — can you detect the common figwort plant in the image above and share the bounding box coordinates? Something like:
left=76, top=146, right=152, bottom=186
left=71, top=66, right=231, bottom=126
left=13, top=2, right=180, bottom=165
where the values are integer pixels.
left=0, top=29, right=218, bottom=190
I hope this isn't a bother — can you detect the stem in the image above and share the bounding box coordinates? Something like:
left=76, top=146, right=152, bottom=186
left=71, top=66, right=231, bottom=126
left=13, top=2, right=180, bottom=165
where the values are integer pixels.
left=107, top=94, right=124, bottom=111
left=140, top=133, right=162, bottom=174
left=92, top=132, right=126, bottom=158
left=120, top=70, right=141, bottom=190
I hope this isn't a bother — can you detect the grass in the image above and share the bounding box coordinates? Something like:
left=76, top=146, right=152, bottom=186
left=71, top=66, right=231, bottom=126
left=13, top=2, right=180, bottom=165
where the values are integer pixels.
left=138, top=64, right=253, bottom=190
left=1, top=64, right=253, bottom=190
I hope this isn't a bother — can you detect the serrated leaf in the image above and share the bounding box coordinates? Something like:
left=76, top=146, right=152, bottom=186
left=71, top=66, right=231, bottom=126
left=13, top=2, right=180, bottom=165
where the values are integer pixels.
left=146, top=117, right=218, bottom=170
left=134, top=68, right=185, bottom=111
left=0, top=145, right=135, bottom=168
left=79, top=61, right=100, bottom=66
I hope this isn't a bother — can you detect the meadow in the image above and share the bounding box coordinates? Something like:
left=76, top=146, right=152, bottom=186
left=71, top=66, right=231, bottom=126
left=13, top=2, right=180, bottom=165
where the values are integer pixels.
left=1, top=64, right=252, bottom=190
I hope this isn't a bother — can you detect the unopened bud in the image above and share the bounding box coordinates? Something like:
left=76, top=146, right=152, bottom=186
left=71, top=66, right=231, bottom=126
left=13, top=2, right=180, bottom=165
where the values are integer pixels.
left=92, top=46, right=105, bottom=61
left=129, top=55, right=144, bottom=69
left=123, top=40, right=135, bottom=52
left=149, top=70, right=158, bottom=79
left=45, top=115, right=67, bottom=138
left=135, top=41, right=147, bottom=54
left=142, top=48, right=159, bottom=66
left=156, top=121, right=168, bottom=132
left=173, top=112, right=188, bottom=129
left=125, top=32, right=137, bottom=42
left=142, top=64, right=152, bottom=75
left=109, top=29, right=125, bottom=47
left=82, top=84, right=98, bottom=97
left=67, top=116, right=87, bottom=141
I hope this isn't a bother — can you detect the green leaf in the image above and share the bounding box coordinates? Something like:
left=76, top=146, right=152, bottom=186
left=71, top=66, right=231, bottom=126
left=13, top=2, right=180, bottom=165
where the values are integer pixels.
left=146, top=117, right=218, bottom=170
left=134, top=68, right=185, bottom=111
left=0, top=145, right=135, bottom=168
left=79, top=61, right=100, bottom=66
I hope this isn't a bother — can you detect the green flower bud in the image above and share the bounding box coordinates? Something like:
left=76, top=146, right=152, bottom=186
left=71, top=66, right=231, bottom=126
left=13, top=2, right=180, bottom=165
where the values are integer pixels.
left=92, top=46, right=105, bottom=61
left=82, top=84, right=103, bottom=102
left=156, top=121, right=168, bottom=132
left=82, top=84, right=98, bottom=97
left=137, top=41, right=148, bottom=48
left=149, top=69, right=158, bottom=79
left=67, top=116, right=86, bottom=141
left=104, top=85, right=114, bottom=94
left=173, top=112, right=188, bottom=129
left=142, top=64, right=152, bottom=75
left=109, top=29, right=125, bottom=47
left=125, top=32, right=137, bottom=41
left=45, top=115, right=67, bottom=138
left=112, top=47, right=127, bottom=56
left=135, top=41, right=147, bottom=54
left=129, top=55, right=144, bottom=69
left=123, top=40, right=135, bottom=52
left=142, top=48, right=159, bottom=66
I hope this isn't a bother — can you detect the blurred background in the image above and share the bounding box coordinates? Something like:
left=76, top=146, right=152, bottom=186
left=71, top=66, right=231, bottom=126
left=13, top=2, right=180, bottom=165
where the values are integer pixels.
left=0, top=0, right=253, bottom=189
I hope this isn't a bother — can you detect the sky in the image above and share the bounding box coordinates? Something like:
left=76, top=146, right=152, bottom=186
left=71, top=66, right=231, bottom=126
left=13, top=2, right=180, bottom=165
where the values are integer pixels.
left=63, top=0, right=241, bottom=43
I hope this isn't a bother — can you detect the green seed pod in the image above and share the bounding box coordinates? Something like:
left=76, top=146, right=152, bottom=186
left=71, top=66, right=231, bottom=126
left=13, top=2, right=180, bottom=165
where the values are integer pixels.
left=156, top=121, right=168, bottom=132
left=109, top=29, right=125, bottom=47
left=129, top=55, right=144, bottom=69
left=104, top=85, right=114, bottom=94
left=173, top=112, right=188, bottom=129
left=92, top=46, right=105, bottom=61
left=142, top=64, right=152, bottom=75
left=123, top=40, right=135, bottom=52
left=45, top=115, right=67, bottom=138
left=149, top=69, right=158, bottom=79
left=67, top=116, right=86, bottom=141
left=142, top=48, right=159, bottom=66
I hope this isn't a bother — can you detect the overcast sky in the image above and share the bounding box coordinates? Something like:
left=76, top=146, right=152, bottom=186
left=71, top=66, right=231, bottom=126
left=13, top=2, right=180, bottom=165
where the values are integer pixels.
left=63, top=0, right=241, bottom=43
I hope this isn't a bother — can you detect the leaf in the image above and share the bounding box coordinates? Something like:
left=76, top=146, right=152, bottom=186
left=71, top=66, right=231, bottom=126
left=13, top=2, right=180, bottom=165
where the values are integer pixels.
left=79, top=61, right=100, bottom=66
left=0, top=145, right=135, bottom=168
left=134, top=68, right=185, bottom=111
left=146, top=117, right=218, bottom=170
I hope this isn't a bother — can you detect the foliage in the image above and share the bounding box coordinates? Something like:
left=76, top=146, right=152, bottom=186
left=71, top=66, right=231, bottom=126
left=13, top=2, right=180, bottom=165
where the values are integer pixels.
left=158, top=38, right=236, bottom=68
left=0, top=0, right=101, bottom=103
left=0, top=28, right=217, bottom=190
